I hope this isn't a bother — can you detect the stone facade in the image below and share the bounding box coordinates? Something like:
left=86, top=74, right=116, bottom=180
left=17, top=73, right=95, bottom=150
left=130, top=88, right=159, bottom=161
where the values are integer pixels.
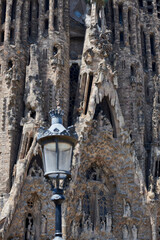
left=0, top=0, right=160, bottom=239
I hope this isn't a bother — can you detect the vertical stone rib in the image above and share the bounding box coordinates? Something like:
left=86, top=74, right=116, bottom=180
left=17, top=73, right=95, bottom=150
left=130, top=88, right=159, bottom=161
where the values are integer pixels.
left=146, top=33, right=152, bottom=71
left=83, top=73, right=90, bottom=114
left=4, top=0, right=12, bottom=44
left=132, top=9, right=138, bottom=55
left=15, top=0, right=23, bottom=45
left=22, top=0, right=29, bottom=42
left=0, top=1, right=2, bottom=42
left=38, top=0, right=45, bottom=38
left=91, top=2, right=97, bottom=26
left=114, top=4, right=119, bottom=46
left=123, top=6, right=128, bottom=47
left=49, top=0, right=54, bottom=36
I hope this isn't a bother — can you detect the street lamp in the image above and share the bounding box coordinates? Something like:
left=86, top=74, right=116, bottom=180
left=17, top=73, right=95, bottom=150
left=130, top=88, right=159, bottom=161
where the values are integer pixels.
left=37, top=108, right=77, bottom=240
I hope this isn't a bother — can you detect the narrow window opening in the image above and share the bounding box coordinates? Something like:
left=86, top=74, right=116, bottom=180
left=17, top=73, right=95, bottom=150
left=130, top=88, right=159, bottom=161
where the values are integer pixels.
left=147, top=0, right=153, bottom=14
left=44, top=19, right=49, bottom=36
left=84, top=73, right=93, bottom=115
left=158, top=91, right=160, bottom=103
left=128, top=9, right=131, bottom=32
left=152, top=62, right=156, bottom=73
left=139, top=0, right=143, bottom=7
left=28, top=137, right=33, bottom=150
left=157, top=0, right=160, bottom=17
left=11, top=0, right=17, bottom=21
left=131, top=65, right=135, bottom=76
left=97, top=9, right=101, bottom=28
left=1, top=0, right=6, bottom=24
left=29, top=26, right=31, bottom=38
left=45, top=0, right=49, bottom=12
left=112, top=28, right=115, bottom=43
left=110, top=0, right=114, bottom=23
left=144, top=60, right=148, bottom=70
left=29, top=1, right=32, bottom=22
left=25, top=213, right=34, bottom=240
left=120, top=31, right=124, bottom=46
left=27, top=54, right=30, bottom=66
left=68, top=63, right=80, bottom=126
left=53, top=46, right=58, bottom=56
left=45, top=19, right=48, bottom=30
left=119, top=4, right=123, bottom=25
left=10, top=28, right=14, bottom=44
left=1, top=31, right=4, bottom=43
left=54, top=0, right=58, bottom=9
left=150, top=34, right=155, bottom=56
left=129, top=36, right=131, bottom=46
left=37, top=2, right=39, bottom=18
left=141, top=28, right=146, bottom=56
left=30, top=110, right=36, bottom=119
left=8, top=60, right=13, bottom=69
left=155, top=160, right=160, bottom=177
left=54, top=16, right=58, bottom=31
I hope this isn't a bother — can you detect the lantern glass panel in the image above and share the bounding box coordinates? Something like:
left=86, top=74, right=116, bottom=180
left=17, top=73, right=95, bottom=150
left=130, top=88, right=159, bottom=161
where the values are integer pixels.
left=58, top=142, right=72, bottom=172
left=43, top=142, right=57, bottom=174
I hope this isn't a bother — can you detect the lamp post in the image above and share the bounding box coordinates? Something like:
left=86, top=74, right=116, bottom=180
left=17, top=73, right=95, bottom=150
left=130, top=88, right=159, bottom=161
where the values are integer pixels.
left=37, top=109, right=77, bottom=240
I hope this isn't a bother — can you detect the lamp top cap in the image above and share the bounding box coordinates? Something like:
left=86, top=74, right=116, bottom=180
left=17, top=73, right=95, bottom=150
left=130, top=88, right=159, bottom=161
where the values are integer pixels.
left=49, top=108, right=64, bottom=124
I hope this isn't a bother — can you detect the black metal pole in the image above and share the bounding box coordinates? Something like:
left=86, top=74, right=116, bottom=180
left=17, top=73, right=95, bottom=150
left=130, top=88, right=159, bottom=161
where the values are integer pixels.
left=51, top=188, right=65, bottom=240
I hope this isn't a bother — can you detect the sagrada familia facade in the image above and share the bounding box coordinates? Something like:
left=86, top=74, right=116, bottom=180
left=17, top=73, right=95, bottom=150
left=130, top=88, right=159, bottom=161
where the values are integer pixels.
left=0, top=0, right=160, bottom=239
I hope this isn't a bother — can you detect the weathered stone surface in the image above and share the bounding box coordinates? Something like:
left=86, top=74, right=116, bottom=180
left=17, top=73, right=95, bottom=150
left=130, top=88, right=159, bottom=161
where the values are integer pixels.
left=0, top=0, right=160, bottom=239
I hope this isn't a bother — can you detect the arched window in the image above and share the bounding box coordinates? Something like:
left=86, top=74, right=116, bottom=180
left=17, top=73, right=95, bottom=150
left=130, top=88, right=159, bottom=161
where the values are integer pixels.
left=94, top=97, right=117, bottom=137
left=25, top=213, right=34, bottom=240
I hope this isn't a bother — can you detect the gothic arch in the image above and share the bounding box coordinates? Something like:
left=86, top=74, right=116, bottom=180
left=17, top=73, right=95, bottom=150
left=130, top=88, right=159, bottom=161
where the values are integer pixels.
left=94, top=96, right=117, bottom=137
left=86, top=73, right=124, bottom=137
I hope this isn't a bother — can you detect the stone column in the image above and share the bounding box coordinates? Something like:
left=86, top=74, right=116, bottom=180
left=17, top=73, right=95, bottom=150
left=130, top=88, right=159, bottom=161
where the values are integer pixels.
left=123, top=5, right=128, bottom=47
left=83, top=73, right=90, bottom=114
left=15, top=0, right=23, bottom=45
left=154, top=32, right=160, bottom=74
left=38, top=0, right=45, bottom=38
left=114, top=4, right=119, bottom=46
left=58, top=0, right=63, bottom=32
left=91, top=2, right=97, bottom=26
left=4, top=0, right=12, bottom=44
left=22, top=0, right=29, bottom=42
left=145, top=33, right=152, bottom=71
left=0, top=1, right=2, bottom=42
left=131, top=8, right=138, bottom=55
left=49, top=0, right=54, bottom=36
